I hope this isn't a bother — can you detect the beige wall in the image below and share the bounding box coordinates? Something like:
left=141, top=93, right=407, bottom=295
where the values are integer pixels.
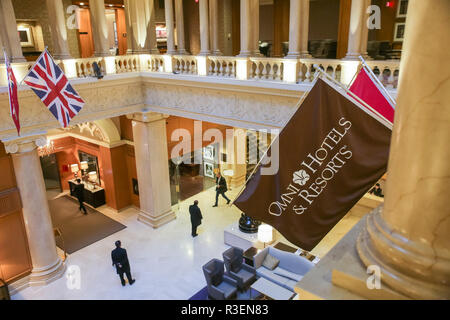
left=309, top=0, right=340, bottom=40
left=12, top=0, right=80, bottom=58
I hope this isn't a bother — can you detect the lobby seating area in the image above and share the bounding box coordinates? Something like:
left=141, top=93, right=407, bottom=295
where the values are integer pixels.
left=202, top=245, right=314, bottom=300
left=253, top=247, right=315, bottom=292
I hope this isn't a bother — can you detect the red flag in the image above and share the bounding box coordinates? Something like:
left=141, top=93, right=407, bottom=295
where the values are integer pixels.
left=349, top=66, right=395, bottom=124
left=4, top=51, right=20, bottom=135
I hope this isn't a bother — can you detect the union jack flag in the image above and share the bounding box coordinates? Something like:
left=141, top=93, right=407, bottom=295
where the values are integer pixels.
left=4, top=51, right=20, bottom=135
left=24, top=49, right=85, bottom=128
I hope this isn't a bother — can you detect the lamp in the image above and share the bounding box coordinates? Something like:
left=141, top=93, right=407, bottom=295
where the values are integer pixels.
left=71, top=164, right=79, bottom=179
left=258, top=224, right=273, bottom=248
left=80, top=161, right=88, bottom=181
left=88, top=171, right=98, bottom=189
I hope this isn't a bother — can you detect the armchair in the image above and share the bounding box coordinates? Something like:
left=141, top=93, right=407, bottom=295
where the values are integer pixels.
left=223, top=246, right=257, bottom=291
left=202, top=259, right=238, bottom=300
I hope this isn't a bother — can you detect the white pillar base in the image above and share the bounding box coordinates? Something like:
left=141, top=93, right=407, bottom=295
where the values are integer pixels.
left=28, top=258, right=66, bottom=286
left=138, top=209, right=177, bottom=228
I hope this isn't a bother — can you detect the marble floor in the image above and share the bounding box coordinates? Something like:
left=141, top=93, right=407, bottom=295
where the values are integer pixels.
left=13, top=186, right=373, bottom=300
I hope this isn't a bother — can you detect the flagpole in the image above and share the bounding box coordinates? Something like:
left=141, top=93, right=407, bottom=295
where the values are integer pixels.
left=313, top=64, right=392, bottom=130
left=229, top=74, right=321, bottom=207
left=346, top=62, right=363, bottom=90
left=358, top=55, right=397, bottom=107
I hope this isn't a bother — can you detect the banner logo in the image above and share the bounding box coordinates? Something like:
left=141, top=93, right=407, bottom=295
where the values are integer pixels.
left=269, top=117, right=353, bottom=217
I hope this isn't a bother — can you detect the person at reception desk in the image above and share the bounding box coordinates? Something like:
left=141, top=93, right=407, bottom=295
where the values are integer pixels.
left=213, top=172, right=231, bottom=207
left=72, top=179, right=87, bottom=214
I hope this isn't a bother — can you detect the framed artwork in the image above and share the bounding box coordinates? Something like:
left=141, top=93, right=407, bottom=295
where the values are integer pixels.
left=203, top=145, right=215, bottom=161
left=78, top=151, right=100, bottom=184
left=204, top=162, right=215, bottom=178
left=397, top=0, right=408, bottom=18
left=18, top=25, right=34, bottom=47
left=393, top=23, right=406, bottom=42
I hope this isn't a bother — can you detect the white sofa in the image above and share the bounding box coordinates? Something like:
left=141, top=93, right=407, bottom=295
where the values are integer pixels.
left=253, top=246, right=315, bottom=291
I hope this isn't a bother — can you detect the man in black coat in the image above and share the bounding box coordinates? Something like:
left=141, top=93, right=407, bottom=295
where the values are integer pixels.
left=189, top=200, right=203, bottom=237
left=111, top=240, right=135, bottom=286
left=72, top=179, right=87, bottom=214
left=213, top=172, right=231, bottom=207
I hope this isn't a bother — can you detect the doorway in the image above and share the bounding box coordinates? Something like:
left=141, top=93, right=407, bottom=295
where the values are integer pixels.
left=40, top=154, right=62, bottom=192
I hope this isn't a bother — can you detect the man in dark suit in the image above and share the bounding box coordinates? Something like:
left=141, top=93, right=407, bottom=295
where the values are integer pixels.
left=369, top=183, right=384, bottom=198
left=111, top=240, right=135, bottom=286
left=72, top=179, right=87, bottom=214
left=189, top=200, right=203, bottom=237
left=213, top=172, right=230, bottom=207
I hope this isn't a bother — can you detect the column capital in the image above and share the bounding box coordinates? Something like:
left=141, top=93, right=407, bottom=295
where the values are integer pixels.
left=3, top=134, right=48, bottom=154
left=126, top=112, right=169, bottom=123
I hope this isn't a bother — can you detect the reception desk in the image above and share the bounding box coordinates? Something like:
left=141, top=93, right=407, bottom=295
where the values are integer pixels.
left=68, top=180, right=106, bottom=208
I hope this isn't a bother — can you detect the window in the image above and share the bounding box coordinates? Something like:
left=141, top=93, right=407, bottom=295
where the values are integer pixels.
left=397, top=0, right=408, bottom=18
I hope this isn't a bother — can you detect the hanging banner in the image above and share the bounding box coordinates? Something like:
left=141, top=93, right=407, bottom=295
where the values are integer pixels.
left=234, top=77, right=392, bottom=251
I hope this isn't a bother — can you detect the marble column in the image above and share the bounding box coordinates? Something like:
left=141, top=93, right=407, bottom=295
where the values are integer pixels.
left=199, top=0, right=211, bottom=55
left=251, top=0, right=260, bottom=56
left=90, top=0, right=111, bottom=57
left=145, top=0, right=159, bottom=53
left=128, top=112, right=176, bottom=228
left=0, top=28, right=4, bottom=63
left=124, top=0, right=134, bottom=54
left=357, top=0, right=450, bottom=299
left=126, top=0, right=143, bottom=53
left=174, top=0, right=187, bottom=54
left=286, top=0, right=311, bottom=58
left=238, top=0, right=252, bottom=57
left=126, top=0, right=157, bottom=53
left=46, top=0, right=72, bottom=59
left=0, top=0, right=26, bottom=62
left=359, top=0, right=370, bottom=59
left=209, top=0, right=221, bottom=55
left=4, top=136, right=65, bottom=286
left=164, top=0, right=176, bottom=54
left=344, top=0, right=367, bottom=60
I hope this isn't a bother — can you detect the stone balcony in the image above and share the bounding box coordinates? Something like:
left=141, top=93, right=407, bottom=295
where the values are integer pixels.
left=0, top=54, right=399, bottom=141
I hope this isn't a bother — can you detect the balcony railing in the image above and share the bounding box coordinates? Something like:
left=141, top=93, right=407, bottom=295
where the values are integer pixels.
left=0, top=54, right=400, bottom=90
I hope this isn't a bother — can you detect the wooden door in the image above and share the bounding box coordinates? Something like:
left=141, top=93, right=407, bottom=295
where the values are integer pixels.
left=115, top=8, right=128, bottom=55
left=78, top=8, right=95, bottom=58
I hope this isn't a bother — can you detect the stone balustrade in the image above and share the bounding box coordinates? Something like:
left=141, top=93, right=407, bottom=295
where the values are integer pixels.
left=0, top=54, right=400, bottom=89
left=74, top=57, right=106, bottom=78
left=365, top=60, right=400, bottom=89
left=208, top=56, right=237, bottom=78
left=250, top=57, right=284, bottom=81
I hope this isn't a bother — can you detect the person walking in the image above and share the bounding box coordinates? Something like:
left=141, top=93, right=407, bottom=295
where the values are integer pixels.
left=213, top=172, right=230, bottom=207
left=111, top=240, right=136, bottom=287
left=72, top=179, right=87, bottom=214
left=189, top=200, right=203, bottom=237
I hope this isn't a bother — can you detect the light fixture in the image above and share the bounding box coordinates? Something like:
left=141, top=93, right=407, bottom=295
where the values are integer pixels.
left=89, top=171, right=98, bottom=189
left=80, top=161, right=89, bottom=181
left=258, top=224, right=273, bottom=248
left=80, top=161, right=88, bottom=170
left=37, top=139, right=55, bottom=157
left=71, top=164, right=80, bottom=179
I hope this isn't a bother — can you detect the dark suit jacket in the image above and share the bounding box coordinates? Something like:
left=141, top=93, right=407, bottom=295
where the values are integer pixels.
left=73, top=183, right=85, bottom=201
left=189, top=204, right=203, bottom=227
left=215, top=176, right=228, bottom=193
left=111, top=247, right=130, bottom=274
